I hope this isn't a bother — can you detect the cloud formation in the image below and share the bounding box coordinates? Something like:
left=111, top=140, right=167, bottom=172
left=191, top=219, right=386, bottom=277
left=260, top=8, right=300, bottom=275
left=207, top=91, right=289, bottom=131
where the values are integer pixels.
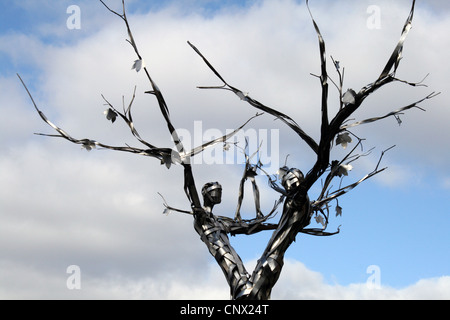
left=0, top=0, right=448, bottom=299
left=2, top=259, right=448, bottom=300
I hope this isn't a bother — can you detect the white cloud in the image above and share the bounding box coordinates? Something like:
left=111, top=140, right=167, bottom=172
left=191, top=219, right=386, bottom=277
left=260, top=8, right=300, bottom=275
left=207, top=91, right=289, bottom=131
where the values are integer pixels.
left=442, top=177, right=450, bottom=190
left=275, top=260, right=450, bottom=300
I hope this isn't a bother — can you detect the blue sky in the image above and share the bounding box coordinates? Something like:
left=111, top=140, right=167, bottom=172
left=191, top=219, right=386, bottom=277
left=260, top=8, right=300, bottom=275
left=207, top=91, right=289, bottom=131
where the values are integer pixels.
left=0, top=0, right=449, bottom=299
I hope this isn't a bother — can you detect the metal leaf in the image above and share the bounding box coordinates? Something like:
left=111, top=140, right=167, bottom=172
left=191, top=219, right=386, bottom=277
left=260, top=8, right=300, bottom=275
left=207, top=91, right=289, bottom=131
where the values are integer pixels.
left=336, top=132, right=353, bottom=149
left=132, top=59, right=145, bottom=72
left=379, top=0, right=416, bottom=79
left=342, top=89, right=356, bottom=105
left=336, top=205, right=343, bottom=217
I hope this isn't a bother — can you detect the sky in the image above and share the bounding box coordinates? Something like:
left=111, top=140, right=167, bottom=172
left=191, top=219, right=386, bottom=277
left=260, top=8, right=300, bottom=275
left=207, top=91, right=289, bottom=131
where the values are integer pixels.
left=0, top=0, right=449, bottom=300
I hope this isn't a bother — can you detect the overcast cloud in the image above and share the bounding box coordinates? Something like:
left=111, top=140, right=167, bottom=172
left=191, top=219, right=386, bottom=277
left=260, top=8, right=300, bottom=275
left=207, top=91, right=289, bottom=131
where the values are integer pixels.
left=0, top=0, right=449, bottom=299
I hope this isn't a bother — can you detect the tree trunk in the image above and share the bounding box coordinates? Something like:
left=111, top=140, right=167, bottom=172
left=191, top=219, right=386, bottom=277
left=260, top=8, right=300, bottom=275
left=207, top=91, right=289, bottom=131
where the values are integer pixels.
left=194, top=191, right=311, bottom=300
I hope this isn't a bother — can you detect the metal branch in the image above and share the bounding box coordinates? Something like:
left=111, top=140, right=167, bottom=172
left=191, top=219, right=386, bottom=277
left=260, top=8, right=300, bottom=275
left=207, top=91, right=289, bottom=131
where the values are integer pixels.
left=312, top=146, right=395, bottom=209
left=22, top=0, right=436, bottom=301
left=307, top=0, right=329, bottom=135
left=316, top=138, right=365, bottom=203
left=187, top=41, right=320, bottom=155
left=392, top=73, right=430, bottom=87
left=101, top=87, right=158, bottom=150
left=379, top=0, right=416, bottom=80
left=184, top=113, right=262, bottom=161
left=304, top=0, right=419, bottom=191
left=101, top=0, right=184, bottom=157
left=18, top=74, right=175, bottom=160
left=340, top=92, right=439, bottom=130
left=330, top=56, right=345, bottom=110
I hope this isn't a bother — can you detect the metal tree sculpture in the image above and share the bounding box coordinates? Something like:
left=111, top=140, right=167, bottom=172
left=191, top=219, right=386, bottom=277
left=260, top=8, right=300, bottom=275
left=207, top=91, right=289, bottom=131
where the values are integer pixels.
left=20, top=0, right=438, bottom=300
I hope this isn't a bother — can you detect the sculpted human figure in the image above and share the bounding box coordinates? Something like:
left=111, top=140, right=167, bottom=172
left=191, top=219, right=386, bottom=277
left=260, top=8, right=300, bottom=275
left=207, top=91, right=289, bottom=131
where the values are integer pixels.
left=193, top=182, right=253, bottom=299
left=194, top=169, right=312, bottom=300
